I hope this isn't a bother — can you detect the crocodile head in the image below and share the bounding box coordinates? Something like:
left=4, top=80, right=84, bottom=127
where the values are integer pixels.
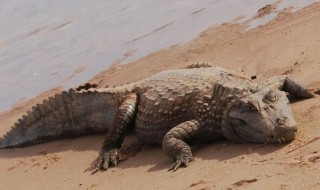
left=222, top=88, right=297, bottom=143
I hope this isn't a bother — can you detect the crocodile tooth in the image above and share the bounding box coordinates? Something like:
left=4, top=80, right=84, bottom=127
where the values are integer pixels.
left=186, top=90, right=193, bottom=95
left=277, top=139, right=282, bottom=143
left=173, top=106, right=180, bottom=111
left=203, top=95, right=212, bottom=100
left=168, top=97, right=175, bottom=101
left=231, top=99, right=237, bottom=103
left=281, top=137, right=285, bottom=142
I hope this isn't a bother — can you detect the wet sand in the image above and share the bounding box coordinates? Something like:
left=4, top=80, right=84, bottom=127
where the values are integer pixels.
left=1, top=2, right=320, bottom=190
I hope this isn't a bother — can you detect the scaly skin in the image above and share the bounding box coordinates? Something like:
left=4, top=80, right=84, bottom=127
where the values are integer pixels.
left=0, top=63, right=315, bottom=172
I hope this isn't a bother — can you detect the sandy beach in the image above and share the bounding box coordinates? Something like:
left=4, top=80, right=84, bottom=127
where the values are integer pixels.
left=1, top=2, right=320, bottom=190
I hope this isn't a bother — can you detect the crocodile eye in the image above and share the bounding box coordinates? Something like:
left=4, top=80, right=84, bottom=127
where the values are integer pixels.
left=264, top=90, right=277, bottom=102
left=248, top=106, right=257, bottom=112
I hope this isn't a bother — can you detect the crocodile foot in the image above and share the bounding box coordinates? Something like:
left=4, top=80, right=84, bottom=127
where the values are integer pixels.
left=168, top=153, right=193, bottom=171
left=91, top=149, right=120, bottom=174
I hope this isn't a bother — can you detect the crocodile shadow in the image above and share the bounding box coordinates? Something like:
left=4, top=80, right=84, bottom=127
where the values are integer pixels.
left=0, top=132, right=288, bottom=173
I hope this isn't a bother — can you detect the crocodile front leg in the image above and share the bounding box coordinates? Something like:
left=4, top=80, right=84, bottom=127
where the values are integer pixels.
left=162, top=119, right=205, bottom=171
left=261, top=76, right=314, bottom=98
left=91, top=93, right=138, bottom=174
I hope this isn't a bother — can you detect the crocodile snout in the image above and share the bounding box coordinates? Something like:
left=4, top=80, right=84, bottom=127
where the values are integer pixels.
left=269, top=118, right=297, bottom=143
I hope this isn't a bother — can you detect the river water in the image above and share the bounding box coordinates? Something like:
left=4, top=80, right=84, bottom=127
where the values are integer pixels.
left=0, top=0, right=319, bottom=111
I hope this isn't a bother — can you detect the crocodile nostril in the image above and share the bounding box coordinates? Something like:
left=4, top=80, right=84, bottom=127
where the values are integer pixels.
left=291, top=126, right=298, bottom=132
left=276, top=118, right=288, bottom=125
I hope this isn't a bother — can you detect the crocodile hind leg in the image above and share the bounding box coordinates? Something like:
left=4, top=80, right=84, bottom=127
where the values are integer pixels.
left=91, top=93, right=138, bottom=174
left=261, top=76, right=314, bottom=98
left=162, top=119, right=205, bottom=171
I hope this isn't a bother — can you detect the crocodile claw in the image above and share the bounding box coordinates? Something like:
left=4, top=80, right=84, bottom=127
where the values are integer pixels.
left=168, top=154, right=193, bottom=171
left=91, top=149, right=119, bottom=174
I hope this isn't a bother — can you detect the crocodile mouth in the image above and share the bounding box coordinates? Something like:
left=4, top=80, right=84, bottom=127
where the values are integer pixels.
left=267, top=129, right=297, bottom=143
left=231, top=118, right=297, bottom=143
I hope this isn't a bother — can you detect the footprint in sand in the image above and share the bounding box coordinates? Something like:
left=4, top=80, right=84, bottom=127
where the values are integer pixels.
left=32, top=152, right=61, bottom=170
left=7, top=152, right=61, bottom=171
left=285, top=151, right=320, bottom=168
left=231, top=178, right=258, bottom=188
left=304, top=151, right=320, bottom=164
left=189, top=179, right=213, bottom=190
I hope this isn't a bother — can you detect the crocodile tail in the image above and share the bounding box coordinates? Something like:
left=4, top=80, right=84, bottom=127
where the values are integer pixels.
left=0, top=88, right=127, bottom=148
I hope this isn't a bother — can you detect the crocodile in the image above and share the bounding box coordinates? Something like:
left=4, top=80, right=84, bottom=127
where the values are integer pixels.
left=0, top=63, right=315, bottom=172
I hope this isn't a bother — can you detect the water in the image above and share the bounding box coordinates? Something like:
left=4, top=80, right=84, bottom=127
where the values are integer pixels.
left=0, top=0, right=319, bottom=111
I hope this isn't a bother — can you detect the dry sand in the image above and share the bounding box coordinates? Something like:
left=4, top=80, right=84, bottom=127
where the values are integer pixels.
left=1, top=3, right=320, bottom=190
